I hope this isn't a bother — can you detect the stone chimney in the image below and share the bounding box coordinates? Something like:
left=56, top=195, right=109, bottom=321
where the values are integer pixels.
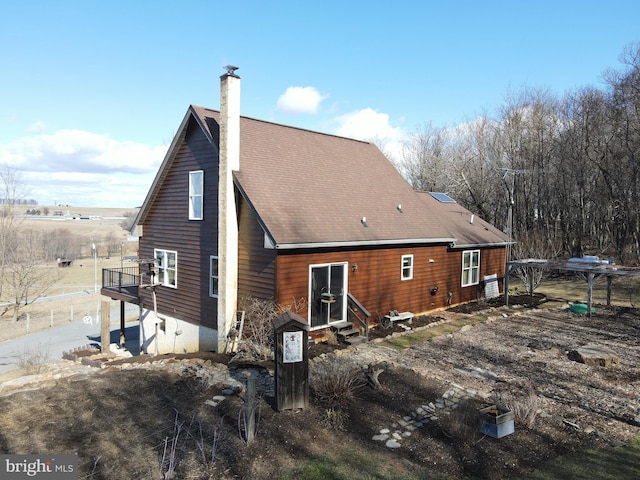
left=217, top=65, right=240, bottom=352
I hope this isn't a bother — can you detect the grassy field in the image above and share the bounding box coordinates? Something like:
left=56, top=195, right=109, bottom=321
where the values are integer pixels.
left=0, top=207, right=138, bottom=343
left=0, top=257, right=134, bottom=343
left=519, top=273, right=640, bottom=309
left=17, top=206, right=137, bottom=242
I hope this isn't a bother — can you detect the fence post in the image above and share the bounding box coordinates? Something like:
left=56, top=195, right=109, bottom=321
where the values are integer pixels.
left=70, top=305, right=73, bottom=322
left=26, top=313, right=30, bottom=333
left=50, top=309, right=54, bottom=328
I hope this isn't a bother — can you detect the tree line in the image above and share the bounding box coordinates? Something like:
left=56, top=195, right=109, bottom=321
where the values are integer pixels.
left=0, top=198, right=38, bottom=206
left=396, top=42, right=640, bottom=264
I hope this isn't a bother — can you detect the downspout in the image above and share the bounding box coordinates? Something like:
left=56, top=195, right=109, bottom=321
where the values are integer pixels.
left=217, top=66, right=241, bottom=352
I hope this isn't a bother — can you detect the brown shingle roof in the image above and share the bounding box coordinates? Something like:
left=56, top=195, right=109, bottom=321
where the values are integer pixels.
left=416, top=192, right=508, bottom=247
left=190, top=105, right=506, bottom=248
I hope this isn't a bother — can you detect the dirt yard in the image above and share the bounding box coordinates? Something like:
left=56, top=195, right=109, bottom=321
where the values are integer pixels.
left=0, top=300, right=639, bottom=479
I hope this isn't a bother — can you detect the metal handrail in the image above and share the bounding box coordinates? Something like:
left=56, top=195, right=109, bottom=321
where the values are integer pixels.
left=346, top=292, right=370, bottom=340
left=102, top=267, right=139, bottom=292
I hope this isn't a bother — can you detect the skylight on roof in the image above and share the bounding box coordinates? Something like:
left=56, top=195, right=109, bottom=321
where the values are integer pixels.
left=429, top=192, right=456, bottom=203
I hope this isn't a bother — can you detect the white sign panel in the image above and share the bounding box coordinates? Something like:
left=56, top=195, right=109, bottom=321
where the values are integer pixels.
left=484, top=273, right=500, bottom=299
left=283, top=331, right=303, bottom=363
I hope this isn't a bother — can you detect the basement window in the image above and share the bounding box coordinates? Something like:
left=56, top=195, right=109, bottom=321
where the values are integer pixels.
left=461, top=250, right=480, bottom=287
left=210, top=255, right=218, bottom=298
left=189, top=170, right=204, bottom=220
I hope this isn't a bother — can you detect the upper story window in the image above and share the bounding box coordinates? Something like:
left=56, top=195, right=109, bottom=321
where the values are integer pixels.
left=461, top=250, right=480, bottom=287
left=401, top=254, right=413, bottom=280
left=189, top=170, right=204, bottom=220
left=155, top=249, right=177, bottom=288
left=210, top=255, right=218, bottom=297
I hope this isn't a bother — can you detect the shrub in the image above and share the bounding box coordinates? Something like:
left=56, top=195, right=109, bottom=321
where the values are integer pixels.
left=310, top=355, right=366, bottom=408
left=438, top=400, right=482, bottom=444
left=491, top=385, right=541, bottom=428
left=232, top=296, right=278, bottom=362
left=324, top=329, right=338, bottom=346
left=233, top=295, right=307, bottom=362
left=16, top=343, right=50, bottom=375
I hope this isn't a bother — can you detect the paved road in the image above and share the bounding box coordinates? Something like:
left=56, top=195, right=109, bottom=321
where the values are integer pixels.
left=0, top=314, right=140, bottom=376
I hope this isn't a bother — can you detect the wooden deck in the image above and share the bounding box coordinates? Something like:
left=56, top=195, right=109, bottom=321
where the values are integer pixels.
left=101, top=267, right=140, bottom=304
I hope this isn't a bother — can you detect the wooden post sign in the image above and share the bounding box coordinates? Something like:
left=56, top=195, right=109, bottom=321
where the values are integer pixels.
left=273, top=311, right=309, bottom=411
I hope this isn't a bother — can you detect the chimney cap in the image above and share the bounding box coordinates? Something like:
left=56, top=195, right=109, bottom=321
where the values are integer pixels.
left=223, top=65, right=240, bottom=77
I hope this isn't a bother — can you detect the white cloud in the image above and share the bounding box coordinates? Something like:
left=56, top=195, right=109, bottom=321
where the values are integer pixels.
left=332, top=108, right=406, bottom=161
left=276, top=86, right=327, bottom=114
left=0, top=130, right=166, bottom=208
left=26, top=121, right=47, bottom=134
left=333, top=108, right=401, bottom=140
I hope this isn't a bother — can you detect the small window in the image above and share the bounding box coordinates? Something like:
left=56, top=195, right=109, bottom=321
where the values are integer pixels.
left=189, top=170, right=204, bottom=220
left=210, top=255, right=219, bottom=297
left=154, top=249, right=177, bottom=288
left=401, top=254, right=413, bottom=280
left=461, top=250, right=480, bottom=287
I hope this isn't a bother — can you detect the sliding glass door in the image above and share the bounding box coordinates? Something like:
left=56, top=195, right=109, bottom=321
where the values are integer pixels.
left=309, top=263, right=347, bottom=328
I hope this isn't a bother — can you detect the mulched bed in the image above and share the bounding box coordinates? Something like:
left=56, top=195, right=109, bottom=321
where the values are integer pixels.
left=106, top=296, right=551, bottom=366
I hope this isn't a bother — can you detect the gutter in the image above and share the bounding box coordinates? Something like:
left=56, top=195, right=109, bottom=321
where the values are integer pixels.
left=450, top=241, right=511, bottom=249
left=275, top=237, right=457, bottom=250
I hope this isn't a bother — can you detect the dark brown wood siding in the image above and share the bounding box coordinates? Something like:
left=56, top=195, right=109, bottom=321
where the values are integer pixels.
left=237, top=196, right=276, bottom=300
left=139, top=117, right=219, bottom=328
left=275, top=245, right=506, bottom=324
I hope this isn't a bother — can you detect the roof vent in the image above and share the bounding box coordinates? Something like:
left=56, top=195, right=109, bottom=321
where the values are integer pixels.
left=397, top=204, right=403, bottom=213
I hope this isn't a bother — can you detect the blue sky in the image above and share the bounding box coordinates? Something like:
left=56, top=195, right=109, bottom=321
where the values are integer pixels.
left=1, top=0, right=639, bottom=207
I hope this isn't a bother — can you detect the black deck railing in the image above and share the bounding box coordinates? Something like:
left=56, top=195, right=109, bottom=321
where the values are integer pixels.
left=102, top=266, right=139, bottom=294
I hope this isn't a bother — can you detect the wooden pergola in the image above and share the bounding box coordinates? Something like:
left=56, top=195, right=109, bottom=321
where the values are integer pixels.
left=504, top=259, right=640, bottom=317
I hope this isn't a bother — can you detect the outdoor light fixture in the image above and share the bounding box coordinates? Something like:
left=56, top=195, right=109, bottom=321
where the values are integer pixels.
left=361, top=216, right=367, bottom=226
left=397, top=204, right=403, bottom=212
left=352, top=263, right=358, bottom=272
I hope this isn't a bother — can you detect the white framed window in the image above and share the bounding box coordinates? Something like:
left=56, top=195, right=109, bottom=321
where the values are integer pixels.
left=154, top=249, right=177, bottom=288
left=401, top=254, right=413, bottom=280
left=210, top=255, right=218, bottom=297
left=189, top=170, right=204, bottom=220
left=461, top=250, right=480, bottom=287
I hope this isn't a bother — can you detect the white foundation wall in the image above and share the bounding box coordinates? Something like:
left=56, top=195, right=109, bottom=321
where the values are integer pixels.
left=139, top=308, right=218, bottom=355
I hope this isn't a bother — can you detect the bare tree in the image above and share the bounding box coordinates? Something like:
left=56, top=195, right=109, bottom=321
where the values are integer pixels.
left=603, top=42, right=640, bottom=262
left=119, top=211, right=138, bottom=232
left=392, top=43, right=640, bottom=265
left=40, top=228, right=84, bottom=262
left=0, top=165, right=25, bottom=299
left=512, top=231, right=562, bottom=295
left=3, top=229, right=60, bottom=321
left=448, top=115, right=505, bottom=225
left=399, top=122, right=453, bottom=193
